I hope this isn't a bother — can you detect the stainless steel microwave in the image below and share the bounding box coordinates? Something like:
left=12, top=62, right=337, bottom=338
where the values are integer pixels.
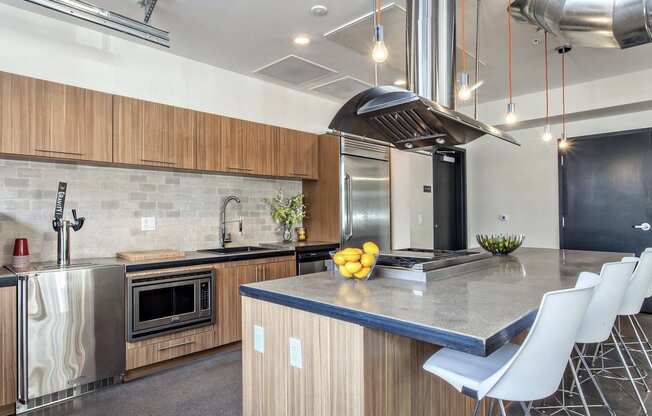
left=127, top=268, right=214, bottom=341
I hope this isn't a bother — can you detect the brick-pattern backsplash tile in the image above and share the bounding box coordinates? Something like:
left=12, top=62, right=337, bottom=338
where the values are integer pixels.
left=0, top=159, right=301, bottom=264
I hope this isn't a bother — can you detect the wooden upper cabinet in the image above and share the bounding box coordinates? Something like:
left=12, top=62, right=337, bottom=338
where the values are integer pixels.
left=196, top=111, right=225, bottom=172
left=197, top=116, right=277, bottom=176
left=0, top=71, right=112, bottom=162
left=222, top=118, right=277, bottom=176
left=277, top=128, right=319, bottom=180
left=113, top=96, right=196, bottom=169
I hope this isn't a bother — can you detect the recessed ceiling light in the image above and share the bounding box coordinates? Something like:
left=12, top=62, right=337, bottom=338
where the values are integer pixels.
left=393, top=79, right=407, bottom=86
left=293, top=35, right=311, bottom=46
left=310, top=5, right=328, bottom=17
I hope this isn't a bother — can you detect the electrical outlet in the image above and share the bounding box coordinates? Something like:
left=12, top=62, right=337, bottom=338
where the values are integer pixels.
left=141, top=217, right=156, bottom=231
left=289, top=337, right=303, bottom=369
left=254, top=325, right=264, bottom=353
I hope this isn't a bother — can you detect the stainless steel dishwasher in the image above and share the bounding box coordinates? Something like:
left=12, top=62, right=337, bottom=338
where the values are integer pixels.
left=13, top=263, right=125, bottom=412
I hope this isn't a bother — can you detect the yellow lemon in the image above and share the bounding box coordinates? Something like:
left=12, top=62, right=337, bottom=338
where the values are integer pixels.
left=344, top=261, right=363, bottom=274
left=352, top=248, right=363, bottom=255
left=343, top=253, right=360, bottom=263
left=360, top=253, right=375, bottom=267
left=333, top=254, right=346, bottom=265
left=339, top=265, right=353, bottom=278
left=354, top=267, right=371, bottom=279
left=342, top=247, right=359, bottom=255
left=363, top=241, right=380, bottom=255
left=335, top=250, right=345, bottom=257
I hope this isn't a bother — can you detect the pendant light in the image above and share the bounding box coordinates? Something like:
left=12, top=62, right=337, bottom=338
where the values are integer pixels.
left=541, top=32, right=553, bottom=142
left=504, top=0, right=516, bottom=124
left=371, top=0, right=388, bottom=63
left=557, top=45, right=572, bottom=150
left=458, top=0, right=483, bottom=102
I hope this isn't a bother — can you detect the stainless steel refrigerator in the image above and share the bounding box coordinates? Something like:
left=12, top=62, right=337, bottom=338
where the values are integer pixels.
left=340, top=137, right=391, bottom=251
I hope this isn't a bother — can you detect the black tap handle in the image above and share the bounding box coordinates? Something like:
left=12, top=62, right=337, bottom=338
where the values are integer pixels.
left=71, top=209, right=85, bottom=231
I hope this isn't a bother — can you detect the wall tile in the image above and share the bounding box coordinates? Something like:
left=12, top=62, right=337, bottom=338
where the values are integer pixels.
left=0, top=159, right=301, bottom=264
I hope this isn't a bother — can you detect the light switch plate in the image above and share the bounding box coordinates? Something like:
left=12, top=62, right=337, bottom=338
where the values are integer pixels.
left=254, top=325, right=264, bottom=353
left=289, top=337, right=303, bottom=369
left=141, top=217, right=156, bottom=231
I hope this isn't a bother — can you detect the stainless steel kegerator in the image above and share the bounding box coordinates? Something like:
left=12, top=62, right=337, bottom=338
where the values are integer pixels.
left=340, top=137, right=391, bottom=251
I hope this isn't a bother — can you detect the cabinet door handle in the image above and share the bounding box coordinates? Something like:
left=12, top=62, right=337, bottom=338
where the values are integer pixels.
left=158, top=340, right=195, bottom=351
left=141, top=159, right=177, bottom=165
left=35, top=148, right=84, bottom=156
left=227, top=166, right=254, bottom=172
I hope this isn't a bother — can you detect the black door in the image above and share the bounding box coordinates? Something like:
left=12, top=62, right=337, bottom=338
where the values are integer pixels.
left=560, top=128, right=652, bottom=310
left=560, top=128, right=652, bottom=253
left=433, top=149, right=467, bottom=250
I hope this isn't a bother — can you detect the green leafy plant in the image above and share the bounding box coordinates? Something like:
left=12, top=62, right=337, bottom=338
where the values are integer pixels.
left=476, top=233, right=525, bottom=255
left=263, top=190, right=306, bottom=230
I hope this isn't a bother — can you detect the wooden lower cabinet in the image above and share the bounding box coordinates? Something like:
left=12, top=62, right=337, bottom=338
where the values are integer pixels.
left=0, top=287, right=16, bottom=416
left=126, top=256, right=296, bottom=371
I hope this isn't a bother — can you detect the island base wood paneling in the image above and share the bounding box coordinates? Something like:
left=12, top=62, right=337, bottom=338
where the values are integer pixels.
left=0, top=287, right=16, bottom=416
left=242, top=297, right=490, bottom=416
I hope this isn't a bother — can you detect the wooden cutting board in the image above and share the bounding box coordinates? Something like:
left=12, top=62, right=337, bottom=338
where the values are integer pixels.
left=117, top=249, right=186, bottom=262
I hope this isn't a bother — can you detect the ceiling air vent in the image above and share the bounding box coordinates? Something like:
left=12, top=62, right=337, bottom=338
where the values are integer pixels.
left=253, top=55, right=337, bottom=85
left=311, top=76, right=372, bottom=100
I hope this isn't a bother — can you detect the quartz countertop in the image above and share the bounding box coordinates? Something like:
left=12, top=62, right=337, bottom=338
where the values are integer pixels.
left=6, top=247, right=295, bottom=274
left=240, top=248, right=629, bottom=356
left=0, top=267, right=17, bottom=287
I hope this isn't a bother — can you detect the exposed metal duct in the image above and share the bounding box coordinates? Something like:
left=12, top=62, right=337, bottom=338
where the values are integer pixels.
left=329, top=0, right=519, bottom=150
left=24, top=0, right=170, bottom=47
left=510, top=0, right=652, bottom=49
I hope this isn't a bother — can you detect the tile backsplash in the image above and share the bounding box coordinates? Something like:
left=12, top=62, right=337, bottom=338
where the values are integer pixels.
left=0, top=158, right=301, bottom=265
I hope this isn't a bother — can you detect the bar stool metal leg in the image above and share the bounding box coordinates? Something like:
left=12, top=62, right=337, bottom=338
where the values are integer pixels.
left=629, top=315, right=652, bottom=369
left=612, top=331, right=649, bottom=415
left=488, top=398, right=495, bottom=416
left=569, top=357, right=591, bottom=415
left=471, top=400, right=481, bottom=416
left=498, top=400, right=507, bottom=416
left=615, top=327, right=651, bottom=392
left=575, top=345, right=615, bottom=415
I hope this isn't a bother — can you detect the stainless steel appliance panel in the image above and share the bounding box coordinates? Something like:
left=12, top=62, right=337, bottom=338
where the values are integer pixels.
left=19, top=265, right=124, bottom=401
left=341, top=154, right=391, bottom=250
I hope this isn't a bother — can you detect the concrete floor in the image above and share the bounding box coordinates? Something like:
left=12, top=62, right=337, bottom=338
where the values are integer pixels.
left=29, top=316, right=652, bottom=416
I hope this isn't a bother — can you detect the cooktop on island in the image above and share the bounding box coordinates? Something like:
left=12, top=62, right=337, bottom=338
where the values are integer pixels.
left=375, top=249, right=492, bottom=281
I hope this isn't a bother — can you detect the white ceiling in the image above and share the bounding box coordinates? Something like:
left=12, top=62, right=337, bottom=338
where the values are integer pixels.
left=6, top=0, right=652, bottom=104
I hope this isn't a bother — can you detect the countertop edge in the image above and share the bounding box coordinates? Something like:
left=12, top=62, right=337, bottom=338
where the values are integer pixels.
left=125, top=249, right=296, bottom=272
left=240, top=284, right=488, bottom=356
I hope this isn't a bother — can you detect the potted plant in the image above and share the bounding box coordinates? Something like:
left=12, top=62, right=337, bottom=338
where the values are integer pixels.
left=264, top=190, right=306, bottom=242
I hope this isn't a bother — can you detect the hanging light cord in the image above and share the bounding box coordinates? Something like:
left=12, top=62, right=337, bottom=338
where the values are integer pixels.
left=461, top=0, right=466, bottom=73
left=507, top=0, right=513, bottom=104
left=474, top=0, right=481, bottom=119
left=544, top=32, right=549, bottom=123
left=562, top=50, right=566, bottom=138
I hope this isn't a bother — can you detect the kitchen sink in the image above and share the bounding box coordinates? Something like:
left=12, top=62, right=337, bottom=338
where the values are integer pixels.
left=199, top=246, right=268, bottom=255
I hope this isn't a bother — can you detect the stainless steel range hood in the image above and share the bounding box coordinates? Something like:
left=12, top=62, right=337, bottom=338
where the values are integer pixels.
left=329, top=0, right=519, bottom=150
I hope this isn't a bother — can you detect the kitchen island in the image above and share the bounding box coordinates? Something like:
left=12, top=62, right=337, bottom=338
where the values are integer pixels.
left=239, top=248, right=628, bottom=416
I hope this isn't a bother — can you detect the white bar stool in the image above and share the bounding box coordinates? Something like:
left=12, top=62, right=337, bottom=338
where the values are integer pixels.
left=537, top=261, right=637, bottom=416
left=422, top=282, right=597, bottom=416
left=618, top=250, right=652, bottom=365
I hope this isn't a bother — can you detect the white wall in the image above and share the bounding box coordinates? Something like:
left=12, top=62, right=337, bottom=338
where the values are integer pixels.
left=391, top=150, right=433, bottom=250
left=464, top=69, right=652, bottom=248
left=0, top=3, right=340, bottom=133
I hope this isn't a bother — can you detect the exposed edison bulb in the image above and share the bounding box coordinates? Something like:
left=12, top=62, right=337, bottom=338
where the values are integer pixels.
left=505, top=103, right=517, bottom=125
left=458, top=72, right=472, bottom=101
left=542, top=124, right=553, bottom=142
left=371, top=25, right=388, bottom=63
left=372, top=40, right=388, bottom=63
left=558, top=133, right=570, bottom=150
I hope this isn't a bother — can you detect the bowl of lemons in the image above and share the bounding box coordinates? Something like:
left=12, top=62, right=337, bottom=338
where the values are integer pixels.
left=331, top=241, right=380, bottom=281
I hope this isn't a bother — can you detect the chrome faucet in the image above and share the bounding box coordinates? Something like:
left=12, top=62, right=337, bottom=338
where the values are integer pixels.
left=220, top=195, right=242, bottom=248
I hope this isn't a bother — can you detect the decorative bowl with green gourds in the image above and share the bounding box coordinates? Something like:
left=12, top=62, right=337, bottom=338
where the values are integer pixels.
left=476, top=234, right=525, bottom=255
